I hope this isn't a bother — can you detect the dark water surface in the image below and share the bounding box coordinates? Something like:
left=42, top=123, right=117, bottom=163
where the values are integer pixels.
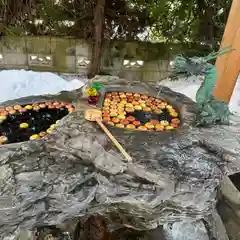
left=0, top=107, right=69, bottom=144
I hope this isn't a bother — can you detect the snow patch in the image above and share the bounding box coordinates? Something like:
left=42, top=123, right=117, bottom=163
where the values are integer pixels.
left=160, top=76, right=201, bottom=101
left=161, top=75, right=240, bottom=116
left=0, top=70, right=85, bottom=103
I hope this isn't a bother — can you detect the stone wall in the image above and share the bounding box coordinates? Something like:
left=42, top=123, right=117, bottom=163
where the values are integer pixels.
left=0, top=36, right=172, bottom=81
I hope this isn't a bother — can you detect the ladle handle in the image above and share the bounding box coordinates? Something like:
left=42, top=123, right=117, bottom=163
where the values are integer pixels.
left=96, top=119, right=133, bottom=162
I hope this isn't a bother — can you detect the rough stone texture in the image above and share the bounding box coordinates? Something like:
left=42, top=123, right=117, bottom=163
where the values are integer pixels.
left=217, top=176, right=240, bottom=240
left=0, top=80, right=239, bottom=239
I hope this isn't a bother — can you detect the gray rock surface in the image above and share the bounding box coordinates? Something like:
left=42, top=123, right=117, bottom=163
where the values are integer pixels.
left=217, top=176, right=240, bottom=240
left=0, top=81, right=239, bottom=239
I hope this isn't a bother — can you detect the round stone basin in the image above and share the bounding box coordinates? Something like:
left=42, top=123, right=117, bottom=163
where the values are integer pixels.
left=98, top=86, right=182, bottom=132
left=0, top=101, right=74, bottom=144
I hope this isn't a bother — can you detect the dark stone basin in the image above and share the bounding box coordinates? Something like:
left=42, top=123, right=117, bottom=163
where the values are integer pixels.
left=97, top=85, right=195, bottom=140
left=0, top=103, right=72, bottom=144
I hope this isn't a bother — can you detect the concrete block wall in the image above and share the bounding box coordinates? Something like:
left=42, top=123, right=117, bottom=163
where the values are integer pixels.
left=0, top=36, right=171, bottom=82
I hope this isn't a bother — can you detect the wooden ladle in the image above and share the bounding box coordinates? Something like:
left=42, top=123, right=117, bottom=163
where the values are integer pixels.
left=84, top=108, right=132, bottom=162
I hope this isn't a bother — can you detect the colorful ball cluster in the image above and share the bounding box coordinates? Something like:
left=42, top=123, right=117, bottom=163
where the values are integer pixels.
left=0, top=101, right=74, bottom=144
left=101, top=92, right=180, bottom=131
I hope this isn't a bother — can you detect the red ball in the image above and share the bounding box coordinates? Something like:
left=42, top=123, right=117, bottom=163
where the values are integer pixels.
left=88, top=96, right=98, bottom=105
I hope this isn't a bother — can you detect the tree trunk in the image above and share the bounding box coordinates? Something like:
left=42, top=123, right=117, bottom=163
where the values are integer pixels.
left=88, top=0, right=106, bottom=79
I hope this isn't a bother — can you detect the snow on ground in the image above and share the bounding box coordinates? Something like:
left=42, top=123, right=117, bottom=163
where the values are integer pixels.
left=161, top=75, right=240, bottom=116
left=160, top=76, right=202, bottom=102
left=228, top=75, right=240, bottom=116
left=0, top=70, right=85, bottom=103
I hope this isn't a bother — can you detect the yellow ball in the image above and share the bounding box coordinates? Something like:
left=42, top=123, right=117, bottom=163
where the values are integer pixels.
left=125, top=103, right=133, bottom=108
left=24, top=105, right=33, bottom=110
left=14, top=105, right=21, bottom=110
left=117, top=114, right=125, bottom=120
left=46, top=129, right=52, bottom=134
left=165, top=125, right=174, bottom=130
left=169, top=111, right=178, bottom=117
left=29, top=134, right=40, bottom=140
left=166, top=105, right=173, bottom=109
left=134, top=105, right=142, bottom=110
left=50, top=124, right=55, bottom=130
left=120, top=100, right=127, bottom=105
left=19, top=123, right=29, bottom=129
left=0, top=115, right=6, bottom=121
left=160, top=120, right=169, bottom=126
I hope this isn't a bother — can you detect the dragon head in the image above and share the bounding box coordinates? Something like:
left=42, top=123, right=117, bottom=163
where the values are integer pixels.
left=169, top=45, right=234, bottom=80
left=170, top=55, right=213, bottom=78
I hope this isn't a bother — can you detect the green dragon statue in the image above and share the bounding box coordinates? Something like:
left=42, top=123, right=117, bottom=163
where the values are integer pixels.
left=170, top=46, right=234, bottom=126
